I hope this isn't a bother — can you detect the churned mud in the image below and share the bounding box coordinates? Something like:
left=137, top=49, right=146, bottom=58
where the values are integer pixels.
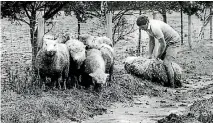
left=83, top=38, right=213, bottom=123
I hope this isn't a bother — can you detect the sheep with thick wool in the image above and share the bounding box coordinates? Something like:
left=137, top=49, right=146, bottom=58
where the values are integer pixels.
left=124, top=57, right=182, bottom=88
left=65, top=39, right=86, bottom=86
left=55, top=33, right=75, bottom=44
left=36, top=37, right=70, bottom=90
left=99, top=44, right=115, bottom=81
left=81, top=49, right=109, bottom=91
left=79, top=34, right=113, bottom=49
left=66, top=39, right=86, bottom=70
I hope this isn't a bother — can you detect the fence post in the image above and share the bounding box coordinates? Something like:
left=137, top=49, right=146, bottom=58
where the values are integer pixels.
left=188, top=14, right=192, bottom=49
left=138, top=10, right=142, bottom=56
left=181, top=7, right=184, bottom=45
left=37, top=18, right=45, bottom=51
left=210, top=7, right=212, bottom=39
left=106, top=11, right=112, bottom=41
left=153, top=11, right=157, bottom=19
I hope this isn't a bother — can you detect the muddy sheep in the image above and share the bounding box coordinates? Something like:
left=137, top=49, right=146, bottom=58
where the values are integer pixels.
left=36, top=37, right=70, bottom=90
left=124, top=57, right=182, bottom=88
left=81, top=49, right=109, bottom=91
left=65, top=39, right=86, bottom=86
left=99, top=44, right=115, bottom=81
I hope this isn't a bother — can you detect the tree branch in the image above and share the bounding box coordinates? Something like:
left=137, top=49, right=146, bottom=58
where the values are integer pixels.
left=43, top=2, right=66, bottom=20
left=45, top=22, right=56, bottom=34
left=15, top=17, right=30, bottom=25
left=35, top=1, right=45, bottom=11
left=22, top=4, right=31, bottom=19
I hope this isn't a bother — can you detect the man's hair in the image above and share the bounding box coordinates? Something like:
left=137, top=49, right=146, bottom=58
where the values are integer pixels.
left=136, top=15, right=149, bottom=26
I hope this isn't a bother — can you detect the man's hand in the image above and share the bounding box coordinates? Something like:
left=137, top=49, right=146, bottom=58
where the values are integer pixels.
left=148, top=55, right=160, bottom=61
left=155, top=57, right=160, bottom=61
left=148, top=55, right=152, bottom=59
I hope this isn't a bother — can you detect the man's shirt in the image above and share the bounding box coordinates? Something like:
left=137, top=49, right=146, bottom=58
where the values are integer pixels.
left=146, top=20, right=180, bottom=45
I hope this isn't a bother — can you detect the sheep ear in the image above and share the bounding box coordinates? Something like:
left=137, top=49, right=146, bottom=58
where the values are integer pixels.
left=89, top=73, right=94, bottom=78
left=105, top=73, right=109, bottom=79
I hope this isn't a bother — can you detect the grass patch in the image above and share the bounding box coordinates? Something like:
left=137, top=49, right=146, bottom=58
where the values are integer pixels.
left=1, top=66, right=151, bottom=122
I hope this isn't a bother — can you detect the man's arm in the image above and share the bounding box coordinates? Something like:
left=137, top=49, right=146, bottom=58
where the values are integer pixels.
left=148, top=35, right=155, bottom=58
left=156, top=37, right=166, bottom=59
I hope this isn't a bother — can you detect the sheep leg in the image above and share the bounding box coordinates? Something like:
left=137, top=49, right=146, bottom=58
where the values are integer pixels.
left=51, top=77, right=57, bottom=90
left=80, top=73, right=91, bottom=89
left=74, top=75, right=79, bottom=88
left=39, top=72, right=46, bottom=91
left=62, top=71, right=67, bottom=90
left=94, top=83, right=102, bottom=92
left=109, top=65, right=114, bottom=82
left=58, top=76, right=62, bottom=90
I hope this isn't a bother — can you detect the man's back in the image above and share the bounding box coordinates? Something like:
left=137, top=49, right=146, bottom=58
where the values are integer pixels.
left=149, top=20, right=180, bottom=44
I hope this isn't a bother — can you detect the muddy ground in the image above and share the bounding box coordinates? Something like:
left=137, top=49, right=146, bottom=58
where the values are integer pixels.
left=83, top=38, right=213, bottom=123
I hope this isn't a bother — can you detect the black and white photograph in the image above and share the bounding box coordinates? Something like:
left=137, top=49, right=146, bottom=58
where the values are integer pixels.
left=1, top=1, right=213, bottom=123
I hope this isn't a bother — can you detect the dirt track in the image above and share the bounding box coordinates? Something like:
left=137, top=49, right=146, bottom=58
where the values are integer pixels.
left=83, top=38, right=213, bottom=123
left=83, top=78, right=213, bottom=123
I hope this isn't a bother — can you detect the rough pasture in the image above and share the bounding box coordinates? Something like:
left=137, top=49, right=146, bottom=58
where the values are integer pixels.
left=1, top=11, right=213, bottom=123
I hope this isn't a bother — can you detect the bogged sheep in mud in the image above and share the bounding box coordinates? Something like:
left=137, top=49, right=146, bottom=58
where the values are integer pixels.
left=124, top=57, right=182, bottom=88
left=79, top=34, right=113, bottom=49
left=81, top=49, right=109, bottom=91
left=99, top=44, right=115, bottom=81
left=65, top=39, right=86, bottom=86
left=36, top=37, right=70, bottom=90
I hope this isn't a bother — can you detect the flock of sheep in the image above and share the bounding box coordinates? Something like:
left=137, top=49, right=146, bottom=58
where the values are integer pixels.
left=35, top=32, right=183, bottom=92
left=35, top=33, right=114, bottom=91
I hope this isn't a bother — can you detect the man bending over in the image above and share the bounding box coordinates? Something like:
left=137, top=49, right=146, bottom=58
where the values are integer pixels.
left=136, top=15, right=181, bottom=88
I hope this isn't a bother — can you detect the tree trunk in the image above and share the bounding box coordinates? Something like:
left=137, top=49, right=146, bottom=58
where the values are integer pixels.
left=210, top=8, right=212, bottom=39
left=162, top=8, right=167, bottom=23
left=188, top=15, right=192, bottom=49
left=181, top=7, right=184, bottom=45
left=106, top=12, right=112, bottom=42
left=30, top=12, right=38, bottom=74
left=37, top=18, right=44, bottom=51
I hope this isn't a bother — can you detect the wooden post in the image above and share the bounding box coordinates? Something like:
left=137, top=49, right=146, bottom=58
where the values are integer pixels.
left=210, top=8, right=212, bottom=39
left=78, top=20, right=80, bottom=40
left=106, top=11, right=112, bottom=41
left=37, top=18, right=45, bottom=51
left=162, top=8, right=167, bottom=23
left=181, top=7, right=183, bottom=45
left=153, top=11, right=157, bottom=19
left=188, top=14, right=192, bottom=49
left=138, top=10, right=142, bottom=56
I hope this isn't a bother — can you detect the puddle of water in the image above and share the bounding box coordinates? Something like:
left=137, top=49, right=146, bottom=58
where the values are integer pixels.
left=83, top=95, right=188, bottom=123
